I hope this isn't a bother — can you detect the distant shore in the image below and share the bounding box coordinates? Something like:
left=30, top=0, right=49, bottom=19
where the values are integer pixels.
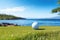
left=0, top=14, right=26, bottom=20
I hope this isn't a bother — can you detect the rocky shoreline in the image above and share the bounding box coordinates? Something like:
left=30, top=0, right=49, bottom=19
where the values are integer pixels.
left=0, top=23, right=19, bottom=27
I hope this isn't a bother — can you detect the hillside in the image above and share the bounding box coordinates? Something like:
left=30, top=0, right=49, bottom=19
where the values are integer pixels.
left=0, top=14, right=25, bottom=20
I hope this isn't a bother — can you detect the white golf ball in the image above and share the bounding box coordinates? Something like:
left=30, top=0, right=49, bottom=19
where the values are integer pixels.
left=32, top=21, right=39, bottom=29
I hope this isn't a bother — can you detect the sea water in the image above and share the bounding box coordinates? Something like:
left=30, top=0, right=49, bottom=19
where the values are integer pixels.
left=0, top=19, right=60, bottom=26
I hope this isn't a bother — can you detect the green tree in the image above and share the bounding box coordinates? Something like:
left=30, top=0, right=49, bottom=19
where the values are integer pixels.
left=52, top=0, right=60, bottom=15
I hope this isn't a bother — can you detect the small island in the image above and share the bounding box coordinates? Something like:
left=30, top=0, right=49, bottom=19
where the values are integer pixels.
left=0, top=14, right=25, bottom=20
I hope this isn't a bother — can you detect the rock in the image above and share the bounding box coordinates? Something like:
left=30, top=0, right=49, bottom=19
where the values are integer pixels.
left=0, top=23, right=19, bottom=27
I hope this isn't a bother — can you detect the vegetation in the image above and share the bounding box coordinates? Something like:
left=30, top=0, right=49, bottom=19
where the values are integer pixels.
left=58, top=0, right=60, bottom=4
left=0, top=14, right=25, bottom=20
left=52, top=7, right=60, bottom=13
left=0, top=26, right=60, bottom=40
left=52, top=0, right=60, bottom=14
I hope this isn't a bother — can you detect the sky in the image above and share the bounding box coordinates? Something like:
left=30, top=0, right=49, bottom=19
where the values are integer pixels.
left=0, top=0, right=59, bottom=18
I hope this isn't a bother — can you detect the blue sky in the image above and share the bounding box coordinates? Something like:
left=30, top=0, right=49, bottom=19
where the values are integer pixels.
left=0, top=0, right=58, bottom=18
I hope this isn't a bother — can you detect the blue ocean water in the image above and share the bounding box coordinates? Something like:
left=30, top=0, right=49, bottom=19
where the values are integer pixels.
left=0, top=19, right=60, bottom=26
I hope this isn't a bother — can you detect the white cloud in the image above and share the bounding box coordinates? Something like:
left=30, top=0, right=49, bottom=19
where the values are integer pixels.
left=0, top=6, right=26, bottom=14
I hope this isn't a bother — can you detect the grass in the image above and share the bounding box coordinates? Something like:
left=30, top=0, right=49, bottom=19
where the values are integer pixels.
left=0, top=26, right=60, bottom=40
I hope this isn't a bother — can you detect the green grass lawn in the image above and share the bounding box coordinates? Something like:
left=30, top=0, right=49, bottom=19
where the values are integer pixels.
left=0, top=26, right=60, bottom=40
